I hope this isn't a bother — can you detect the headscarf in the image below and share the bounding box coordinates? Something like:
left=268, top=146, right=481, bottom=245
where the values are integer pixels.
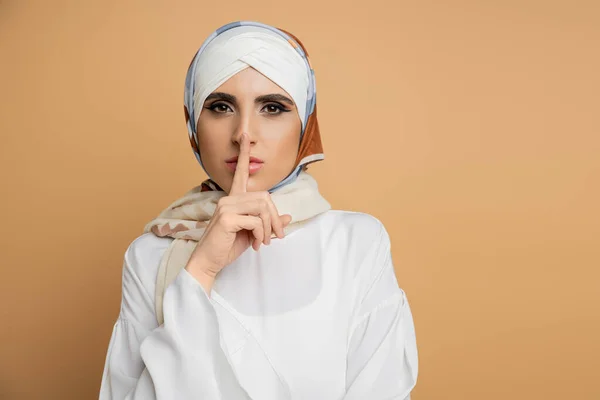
left=183, top=21, right=324, bottom=192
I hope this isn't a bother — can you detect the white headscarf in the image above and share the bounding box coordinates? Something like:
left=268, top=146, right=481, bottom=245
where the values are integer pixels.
left=192, top=26, right=310, bottom=131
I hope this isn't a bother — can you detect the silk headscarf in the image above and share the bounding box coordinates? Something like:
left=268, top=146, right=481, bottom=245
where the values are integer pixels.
left=183, top=21, right=324, bottom=192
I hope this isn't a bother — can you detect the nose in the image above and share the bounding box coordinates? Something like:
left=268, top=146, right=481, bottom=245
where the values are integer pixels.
left=231, top=111, right=258, bottom=147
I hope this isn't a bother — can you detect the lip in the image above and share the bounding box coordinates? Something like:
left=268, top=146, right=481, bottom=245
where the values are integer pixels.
left=225, top=156, right=264, bottom=163
left=225, top=156, right=264, bottom=175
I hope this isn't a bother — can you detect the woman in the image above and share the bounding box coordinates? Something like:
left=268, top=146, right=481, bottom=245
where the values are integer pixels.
left=100, top=21, right=418, bottom=399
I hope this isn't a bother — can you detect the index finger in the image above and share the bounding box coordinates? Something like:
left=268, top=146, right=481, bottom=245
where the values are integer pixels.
left=230, top=133, right=250, bottom=195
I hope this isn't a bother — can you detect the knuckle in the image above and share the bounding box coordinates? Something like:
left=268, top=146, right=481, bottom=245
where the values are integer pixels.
left=219, top=213, right=234, bottom=227
left=217, top=197, right=228, bottom=207
left=259, top=198, right=269, bottom=210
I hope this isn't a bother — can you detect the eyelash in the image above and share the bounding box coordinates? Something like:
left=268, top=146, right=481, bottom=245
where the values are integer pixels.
left=205, top=102, right=290, bottom=115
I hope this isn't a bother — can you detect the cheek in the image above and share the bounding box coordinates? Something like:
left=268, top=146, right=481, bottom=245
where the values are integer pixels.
left=197, top=119, right=230, bottom=167
left=264, top=133, right=300, bottom=169
left=262, top=119, right=301, bottom=157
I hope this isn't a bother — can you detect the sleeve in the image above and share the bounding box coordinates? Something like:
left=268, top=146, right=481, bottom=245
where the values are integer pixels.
left=343, top=223, right=419, bottom=400
left=99, top=242, right=256, bottom=400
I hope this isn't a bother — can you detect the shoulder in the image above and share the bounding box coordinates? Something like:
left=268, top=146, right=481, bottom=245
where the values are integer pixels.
left=316, top=209, right=390, bottom=249
left=125, top=232, right=173, bottom=264
left=311, top=210, right=392, bottom=275
left=122, top=232, right=173, bottom=302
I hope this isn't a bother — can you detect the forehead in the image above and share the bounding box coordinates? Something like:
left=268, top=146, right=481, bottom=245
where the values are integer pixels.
left=213, top=67, right=287, bottom=96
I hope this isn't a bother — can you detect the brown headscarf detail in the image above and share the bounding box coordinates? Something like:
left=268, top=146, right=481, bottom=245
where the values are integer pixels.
left=277, top=27, right=324, bottom=169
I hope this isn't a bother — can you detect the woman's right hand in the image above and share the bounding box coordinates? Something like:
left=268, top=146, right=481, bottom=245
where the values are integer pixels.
left=184, top=133, right=292, bottom=292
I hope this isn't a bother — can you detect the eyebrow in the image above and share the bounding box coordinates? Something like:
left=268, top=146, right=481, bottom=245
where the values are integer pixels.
left=205, top=92, right=295, bottom=107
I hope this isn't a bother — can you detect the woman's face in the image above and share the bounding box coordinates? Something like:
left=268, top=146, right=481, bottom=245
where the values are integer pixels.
left=197, top=67, right=302, bottom=193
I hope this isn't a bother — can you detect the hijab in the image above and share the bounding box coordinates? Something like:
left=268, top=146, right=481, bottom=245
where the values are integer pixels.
left=183, top=21, right=325, bottom=192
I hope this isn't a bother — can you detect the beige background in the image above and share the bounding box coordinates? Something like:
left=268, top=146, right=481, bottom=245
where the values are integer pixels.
left=1, top=1, right=599, bottom=399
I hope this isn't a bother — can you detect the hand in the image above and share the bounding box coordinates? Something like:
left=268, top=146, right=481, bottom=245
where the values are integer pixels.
left=184, top=133, right=292, bottom=293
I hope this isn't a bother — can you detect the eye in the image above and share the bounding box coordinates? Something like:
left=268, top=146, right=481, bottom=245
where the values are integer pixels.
left=262, top=103, right=290, bottom=115
left=206, top=102, right=233, bottom=113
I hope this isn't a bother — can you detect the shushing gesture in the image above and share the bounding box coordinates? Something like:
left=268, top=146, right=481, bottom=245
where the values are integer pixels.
left=185, top=133, right=292, bottom=292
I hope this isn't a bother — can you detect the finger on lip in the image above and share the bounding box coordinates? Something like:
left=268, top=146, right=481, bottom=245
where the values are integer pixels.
left=230, top=133, right=250, bottom=194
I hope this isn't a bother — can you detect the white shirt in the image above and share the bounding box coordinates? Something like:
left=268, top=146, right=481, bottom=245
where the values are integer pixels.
left=99, top=210, right=418, bottom=399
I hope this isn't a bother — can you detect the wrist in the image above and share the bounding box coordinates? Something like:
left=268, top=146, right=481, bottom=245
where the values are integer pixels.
left=185, top=260, right=217, bottom=294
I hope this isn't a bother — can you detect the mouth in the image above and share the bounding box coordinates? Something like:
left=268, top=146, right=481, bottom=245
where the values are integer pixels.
left=225, top=156, right=264, bottom=175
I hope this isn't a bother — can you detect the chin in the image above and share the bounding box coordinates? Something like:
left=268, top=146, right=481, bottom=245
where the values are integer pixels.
left=213, top=167, right=290, bottom=194
left=244, top=177, right=273, bottom=193
left=216, top=176, right=270, bottom=194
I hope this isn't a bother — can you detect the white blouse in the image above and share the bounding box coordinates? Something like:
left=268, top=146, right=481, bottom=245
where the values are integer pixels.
left=99, top=210, right=418, bottom=399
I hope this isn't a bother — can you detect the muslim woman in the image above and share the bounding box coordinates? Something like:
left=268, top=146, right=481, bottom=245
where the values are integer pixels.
left=99, top=20, right=418, bottom=400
